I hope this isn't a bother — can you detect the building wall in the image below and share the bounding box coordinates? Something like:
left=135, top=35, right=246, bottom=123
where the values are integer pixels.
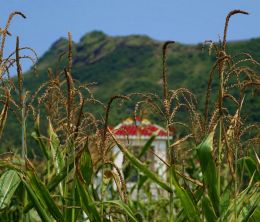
left=113, top=138, right=167, bottom=180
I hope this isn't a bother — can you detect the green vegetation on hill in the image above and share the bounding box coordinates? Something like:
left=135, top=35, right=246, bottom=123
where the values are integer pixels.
left=31, top=31, right=260, bottom=100
left=1, top=31, right=260, bottom=149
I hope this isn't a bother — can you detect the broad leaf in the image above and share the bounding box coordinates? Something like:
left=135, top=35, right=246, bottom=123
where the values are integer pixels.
left=196, top=132, right=220, bottom=216
left=0, top=170, right=20, bottom=209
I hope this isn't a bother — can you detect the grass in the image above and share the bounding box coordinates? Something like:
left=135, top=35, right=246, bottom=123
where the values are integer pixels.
left=0, top=9, right=259, bottom=222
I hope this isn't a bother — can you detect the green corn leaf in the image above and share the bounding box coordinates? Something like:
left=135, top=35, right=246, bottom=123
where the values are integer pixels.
left=77, top=145, right=93, bottom=186
left=170, top=167, right=201, bottom=222
left=238, top=184, right=260, bottom=221
left=76, top=177, right=101, bottom=222
left=48, top=119, right=65, bottom=196
left=21, top=176, right=53, bottom=222
left=63, top=179, right=77, bottom=222
left=26, top=169, right=65, bottom=222
left=24, top=155, right=75, bottom=213
left=202, top=195, right=217, bottom=222
left=242, top=205, right=259, bottom=222
left=110, top=132, right=173, bottom=193
left=138, top=134, right=156, bottom=159
left=31, top=115, right=50, bottom=160
left=0, top=170, right=21, bottom=209
left=31, top=131, right=49, bottom=159
left=123, top=161, right=136, bottom=181
left=221, top=175, right=259, bottom=221
left=248, top=209, right=260, bottom=222
left=175, top=186, right=204, bottom=222
left=220, top=187, right=231, bottom=214
left=104, top=200, right=139, bottom=222
left=48, top=119, right=65, bottom=174
left=237, top=157, right=260, bottom=181
left=47, top=156, right=74, bottom=191
left=137, top=174, right=148, bottom=191
left=0, top=91, right=9, bottom=140
left=196, top=132, right=220, bottom=216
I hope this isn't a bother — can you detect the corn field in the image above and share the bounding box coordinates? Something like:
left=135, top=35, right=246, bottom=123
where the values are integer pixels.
left=0, top=9, right=259, bottom=222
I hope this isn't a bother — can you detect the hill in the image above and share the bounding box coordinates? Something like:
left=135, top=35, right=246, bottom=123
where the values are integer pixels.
left=2, top=31, right=260, bottom=150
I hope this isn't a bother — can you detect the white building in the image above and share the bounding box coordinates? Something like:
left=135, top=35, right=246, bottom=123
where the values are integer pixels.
left=112, top=117, right=172, bottom=196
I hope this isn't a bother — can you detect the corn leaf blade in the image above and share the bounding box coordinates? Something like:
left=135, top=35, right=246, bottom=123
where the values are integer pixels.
left=76, top=177, right=101, bottom=222
left=31, top=115, right=50, bottom=160
left=0, top=170, right=21, bottom=209
left=26, top=169, right=65, bottom=222
left=196, top=132, right=220, bottom=216
left=21, top=176, right=53, bottom=222
left=171, top=167, right=201, bottom=222
left=77, top=145, right=93, bottom=186
left=138, top=134, right=156, bottom=159
left=202, top=195, right=217, bottom=222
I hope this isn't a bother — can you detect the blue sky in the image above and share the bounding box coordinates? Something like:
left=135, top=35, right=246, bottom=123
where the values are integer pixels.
left=1, top=0, right=260, bottom=71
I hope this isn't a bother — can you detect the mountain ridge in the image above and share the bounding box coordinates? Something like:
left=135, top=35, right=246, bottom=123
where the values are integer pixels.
left=1, top=31, right=260, bottom=149
left=23, top=30, right=260, bottom=120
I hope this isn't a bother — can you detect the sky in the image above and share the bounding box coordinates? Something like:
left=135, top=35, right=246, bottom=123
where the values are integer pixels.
left=1, top=0, right=260, bottom=71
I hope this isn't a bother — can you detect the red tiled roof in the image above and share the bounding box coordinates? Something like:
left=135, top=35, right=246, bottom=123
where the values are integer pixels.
left=114, top=125, right=168, bottom=137
left=112, top=117, right=171, bottom=139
